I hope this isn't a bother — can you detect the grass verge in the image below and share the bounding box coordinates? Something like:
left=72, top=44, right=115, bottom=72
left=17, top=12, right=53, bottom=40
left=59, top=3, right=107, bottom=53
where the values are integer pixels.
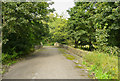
left=82, top=51, right=118, bottom=79
left=59, top=47, right=118, bottom=79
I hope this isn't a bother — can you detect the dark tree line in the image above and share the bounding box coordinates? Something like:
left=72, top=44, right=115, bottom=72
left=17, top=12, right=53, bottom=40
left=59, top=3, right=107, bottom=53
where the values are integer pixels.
left=2, top=2, right=54, bottom=63
left=67, top=2, right=120, bottom=55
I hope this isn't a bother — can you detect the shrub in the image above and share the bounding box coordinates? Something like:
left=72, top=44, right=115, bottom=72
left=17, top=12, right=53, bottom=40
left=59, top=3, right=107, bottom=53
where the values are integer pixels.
left=97, top=46, right=120, bottom=56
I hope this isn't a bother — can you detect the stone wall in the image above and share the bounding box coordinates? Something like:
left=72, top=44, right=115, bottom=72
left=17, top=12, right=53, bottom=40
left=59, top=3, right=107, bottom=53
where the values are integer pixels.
left=54, top=43, right=88, bottom=56
left=61, top=44, right=88, bottom=57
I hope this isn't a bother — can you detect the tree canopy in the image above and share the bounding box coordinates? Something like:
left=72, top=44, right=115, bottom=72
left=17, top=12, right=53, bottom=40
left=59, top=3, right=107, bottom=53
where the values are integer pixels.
left=2, top=2, right=54, bottom=55
left=47, top=13, right=68, bottom=44
left=67, top=2, right=120, bottom=54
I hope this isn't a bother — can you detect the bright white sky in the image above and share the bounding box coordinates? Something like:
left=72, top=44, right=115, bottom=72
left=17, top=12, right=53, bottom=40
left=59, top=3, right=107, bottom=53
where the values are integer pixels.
left=50, top=0, right=75, bottom=18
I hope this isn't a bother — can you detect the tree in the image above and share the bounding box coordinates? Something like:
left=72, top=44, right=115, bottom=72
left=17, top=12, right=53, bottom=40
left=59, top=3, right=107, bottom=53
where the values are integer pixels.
left=2, top=2, right=54, bottom=55
left=48, top=13, right=68, bottom=44
left=94, top=2, right=120, bottom=49
left=67, top=2, right=120, bottom=54
left=67, top=2, right=96, bottom=50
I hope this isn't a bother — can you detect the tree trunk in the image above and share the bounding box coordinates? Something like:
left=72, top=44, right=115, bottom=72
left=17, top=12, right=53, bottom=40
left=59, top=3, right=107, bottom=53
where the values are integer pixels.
left=74, top=40, right=78, bottom=48
left=89, top=37, right=94, bottom=51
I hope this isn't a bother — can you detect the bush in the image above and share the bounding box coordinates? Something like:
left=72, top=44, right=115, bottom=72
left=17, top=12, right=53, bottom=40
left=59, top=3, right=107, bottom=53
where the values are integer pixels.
left=97, top=46, right=120, bottom=56
left=2, top=52, right=19, bottom=65
left=2, top=50, right=29, bottom=65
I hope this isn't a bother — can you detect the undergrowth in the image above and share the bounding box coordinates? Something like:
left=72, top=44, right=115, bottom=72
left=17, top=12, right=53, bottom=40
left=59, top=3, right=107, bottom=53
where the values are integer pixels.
left=82, top=51, right=118, bottom=79
left=2, top=47, right=35, bottom=74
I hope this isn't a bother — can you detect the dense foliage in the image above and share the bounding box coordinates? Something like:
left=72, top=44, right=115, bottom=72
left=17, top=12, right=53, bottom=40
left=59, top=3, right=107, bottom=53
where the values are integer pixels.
left=2, top=2, right=54, bottom=63
left=1, top=1, right=120, bottom=79
left=66, top=3, right=120, bottom=79
left=67, top=2, right=120, bottom=55
left=47, top=13, right=68, bottom=44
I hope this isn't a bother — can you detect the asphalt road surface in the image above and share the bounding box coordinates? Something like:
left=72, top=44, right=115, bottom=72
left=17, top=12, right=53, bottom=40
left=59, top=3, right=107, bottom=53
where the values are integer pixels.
left=3, top=46, right=89, bottom=79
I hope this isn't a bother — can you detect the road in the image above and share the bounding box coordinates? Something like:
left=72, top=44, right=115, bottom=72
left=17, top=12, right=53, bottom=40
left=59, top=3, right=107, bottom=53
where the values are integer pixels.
left=3, top=46, right=89, bottom=79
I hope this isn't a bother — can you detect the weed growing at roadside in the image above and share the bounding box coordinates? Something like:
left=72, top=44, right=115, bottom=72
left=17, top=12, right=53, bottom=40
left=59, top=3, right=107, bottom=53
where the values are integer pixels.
left=82, top=51, right=118, bottom=79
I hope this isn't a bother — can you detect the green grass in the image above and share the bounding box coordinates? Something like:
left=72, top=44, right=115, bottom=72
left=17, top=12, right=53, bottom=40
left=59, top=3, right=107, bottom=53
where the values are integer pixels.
left=63, top=54, right=75, bottom=60
left=59, top=47, right=118, bottom=79
left=75, top=65, right=84, bottom=69
left=58, top=48, right=66, bottom=54
left=82, top=51, right=118, bottom=79
left=118, top=57, right=120, bottom=80
left=59, top=48, right=75, bottom=60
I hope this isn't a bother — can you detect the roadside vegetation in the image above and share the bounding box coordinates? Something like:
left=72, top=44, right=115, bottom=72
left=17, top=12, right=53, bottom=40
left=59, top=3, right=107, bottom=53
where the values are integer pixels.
left=64, top=2, right=120, bottom=79
left=83, top=52, right=118, bottom=79
left=48, top=2, right=120, bottom=79
left=2, top=2, right=54, bottom=73
left=59, top=47, right=118, bottom=79
left=2, top=1, right=120, bottom=79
